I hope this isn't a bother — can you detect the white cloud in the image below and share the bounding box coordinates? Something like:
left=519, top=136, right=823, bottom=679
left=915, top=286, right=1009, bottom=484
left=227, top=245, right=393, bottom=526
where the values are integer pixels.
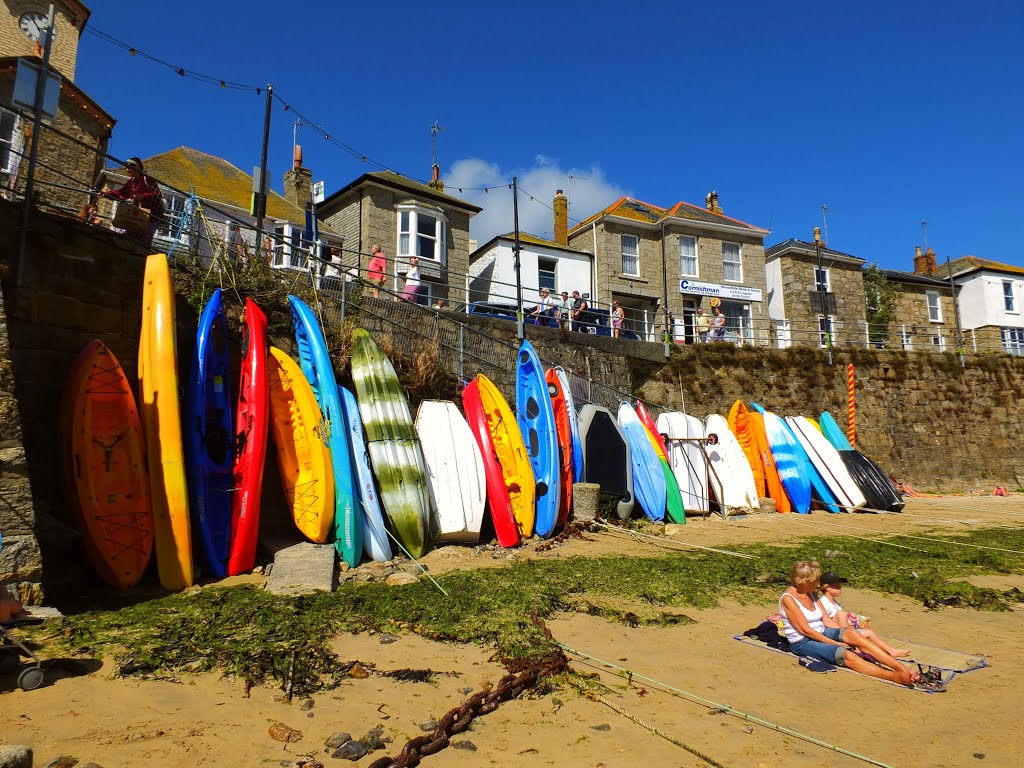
left=443, top=157, right=627, bottom=246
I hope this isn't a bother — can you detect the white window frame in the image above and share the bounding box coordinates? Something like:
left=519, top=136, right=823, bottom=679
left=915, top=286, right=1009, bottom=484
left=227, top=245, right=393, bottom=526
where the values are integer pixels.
left=537, top=257, right=557, bottom=293
left=1003, top=281, right=1016, bottom=313
left=814, top=266, right=830, bottom=293
left=722, top=241, right=742, bottom=282
left=396, top=204, right=448, bottom=266
left=818, top=315, right=834, bottom=348
left=0, top=110, right=19, bottom=174
left=926, top=290, right=942, bottom=323
left=678, top=235, right=698, bottom=277
left=931, top=333, right=946, bottom=352
left=1003, top=327, right=1024, bottom=356
left=155, top=193, right=189, bottom=243
left=621, top=234, right=639, bottom=276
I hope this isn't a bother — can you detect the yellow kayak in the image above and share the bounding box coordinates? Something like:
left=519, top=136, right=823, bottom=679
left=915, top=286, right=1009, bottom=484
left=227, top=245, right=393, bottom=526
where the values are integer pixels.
left=476, top=374, right=536, bottom=538
left=138, top=253, right=193, bottom=590
left=267, top=346, right=334, bottom=543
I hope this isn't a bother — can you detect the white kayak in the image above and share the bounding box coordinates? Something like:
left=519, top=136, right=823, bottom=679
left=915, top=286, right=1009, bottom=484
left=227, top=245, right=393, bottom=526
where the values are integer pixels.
left=656, top=411, right=709, bottom=514
left=704, top=414, right=760, bottom=514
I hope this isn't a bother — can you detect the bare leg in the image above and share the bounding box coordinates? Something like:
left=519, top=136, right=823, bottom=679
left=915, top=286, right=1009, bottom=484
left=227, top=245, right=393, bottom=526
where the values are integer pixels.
left=842, top=629, right=918, bottom=684
left=842, top=652, right=911, bottom=684
left=858, top=628, right=910, bottom=657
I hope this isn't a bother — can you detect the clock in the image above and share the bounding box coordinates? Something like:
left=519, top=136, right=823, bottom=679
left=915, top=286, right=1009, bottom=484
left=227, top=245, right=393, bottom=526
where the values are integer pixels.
left=19, top=12, right=57, bottom=43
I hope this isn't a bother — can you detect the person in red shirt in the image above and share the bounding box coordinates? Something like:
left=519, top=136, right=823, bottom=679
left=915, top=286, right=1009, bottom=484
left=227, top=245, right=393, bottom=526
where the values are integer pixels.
left=367, top=244, right=387, bottom=297
left=104, top=157, right=165, bottom=246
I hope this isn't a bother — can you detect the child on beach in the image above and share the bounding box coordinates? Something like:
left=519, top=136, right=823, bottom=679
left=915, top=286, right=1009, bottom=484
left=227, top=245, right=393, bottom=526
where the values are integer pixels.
left=818, top=572, right=910, bottom=658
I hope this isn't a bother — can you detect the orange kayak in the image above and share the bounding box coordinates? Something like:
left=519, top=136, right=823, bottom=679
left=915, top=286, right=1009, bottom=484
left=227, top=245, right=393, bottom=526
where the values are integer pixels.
left=545, top=369, right=573, bottom=529
left=728, top=400, right=766, bottom=497
left=747, top=410, right=792, bottom=513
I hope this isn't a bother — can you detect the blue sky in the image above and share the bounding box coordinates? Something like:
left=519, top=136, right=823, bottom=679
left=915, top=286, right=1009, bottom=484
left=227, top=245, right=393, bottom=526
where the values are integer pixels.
left=74, top=1, right=1023, bottom=270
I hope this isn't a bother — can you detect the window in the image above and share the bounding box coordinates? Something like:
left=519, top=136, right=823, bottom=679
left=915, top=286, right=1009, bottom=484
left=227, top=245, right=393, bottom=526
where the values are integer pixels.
left=537, top=258, right=557, bottom=293
left=814, top=266, right=830, bottom=293
left=397, top=205, right=448, bottom=264
left=931, top=334, right=946, bottom=352
left=1004, top=281, right=1016, bottom=313
left=818, top=315, right=833, bottom=348
left=0, top=111, right=19, bottom=173
left=621, top=234, right=639, bottom=276
left=720, top=300, right=753, bottom=345
left=926, top=290, right=941, bottom=322
left=1003, top=328, right=1024, bottom=356
left=155, top=194, right=188, bottom=242
left=722, top=242, right=742, bottom=282
left=679, top=235, right=697, bottom=277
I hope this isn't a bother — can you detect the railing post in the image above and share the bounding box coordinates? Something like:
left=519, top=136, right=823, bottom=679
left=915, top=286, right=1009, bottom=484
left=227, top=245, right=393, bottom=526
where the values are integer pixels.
left=340, top=273, right=347, bottom=321
left=459, top=324, right=465, bottom=383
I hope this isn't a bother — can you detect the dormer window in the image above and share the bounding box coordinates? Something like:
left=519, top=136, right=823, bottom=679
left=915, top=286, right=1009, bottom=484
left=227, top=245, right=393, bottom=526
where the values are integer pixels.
left=397, top=204, right=447, bottom=265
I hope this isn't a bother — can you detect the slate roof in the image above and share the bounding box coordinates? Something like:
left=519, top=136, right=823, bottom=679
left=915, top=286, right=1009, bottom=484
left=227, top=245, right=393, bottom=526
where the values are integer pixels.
left=570, top=195, right=768, bottom=235
left=103, top=147, right=337, bottom=234
left=319, top=170, right=481, bottom=214
left=947, top=255, right=1024, bottom=278
left=881, top=268, right=953, bottom=287
left=766, top=238, right=865, bottom=264
left=471, top=231, right=592, bottom=257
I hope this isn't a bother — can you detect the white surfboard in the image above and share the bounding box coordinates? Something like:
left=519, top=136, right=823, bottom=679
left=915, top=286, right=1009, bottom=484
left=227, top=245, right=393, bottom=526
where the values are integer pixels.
left=705, top=414, right=760, bottom=514
left=786, top=416, right=866, bottom=512
left=656, top=412, right=709, bottom=514
left=415, top=400, right=486, bottom=543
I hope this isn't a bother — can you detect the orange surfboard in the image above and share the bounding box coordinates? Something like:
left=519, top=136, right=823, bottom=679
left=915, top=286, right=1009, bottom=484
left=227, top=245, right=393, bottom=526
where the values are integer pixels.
left=728, top=400, right=766, bottom=497
left=545, top=369, right=573, bottom=529
left=62, top=340, right=153, bottom=588
left=747, top=410, right=792, bottom=513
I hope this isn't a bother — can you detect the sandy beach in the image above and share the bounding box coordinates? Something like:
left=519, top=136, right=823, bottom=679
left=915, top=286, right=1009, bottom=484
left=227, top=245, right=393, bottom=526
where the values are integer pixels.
left=4, top=496, right=1024, bottom=768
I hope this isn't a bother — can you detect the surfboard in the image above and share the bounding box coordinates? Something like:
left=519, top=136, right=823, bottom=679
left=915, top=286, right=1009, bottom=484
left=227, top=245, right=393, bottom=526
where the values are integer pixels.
left=727, top=400, right=766, bottom=498
left=461, top=378, right=521, bottom=547
left=819, top=411, right=853, bottom=451
left=787, top=416, right=866, bottom=512
left=62, top=339, right=153, bottom=589
left=227, top=298, right=269, bottom=575
left=138, top=253, right=193, bottom=590
left=635, top=403, right=685, bottom=524
left=289, top=295, right=361, bottom=566
left=578, top=404, right=634, bottom=519
left=415, top=400, right=486, bottom=543
left=350, top=328, right=432, bottom=559
left=185, top=288, right=234, bottom=578
left=618, top=403, right=666, bottom=521
left=704, top=414, right=760, bottom=514
left=751, top=404, right=812, bottom=513
left=474, top=374, right=536, bottom=539
left=555, top=368, right=585, bottom=484
left=516, top=340, right=560, bottom=537
left=770, top=412, right=841, bottom=514
left=747, top=410, right=792, bottom=513
left=545, top=369, right=574, bottom=530
left=339, top=386, right=392, bottom=561
left=267, top=346, right=334, bottom=544
left=657, top=411, right=709, bottom=515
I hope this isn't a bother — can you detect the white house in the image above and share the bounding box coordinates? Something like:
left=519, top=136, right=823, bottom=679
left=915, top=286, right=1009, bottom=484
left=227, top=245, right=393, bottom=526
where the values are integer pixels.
left=949, top=256, right=1024, bottom=355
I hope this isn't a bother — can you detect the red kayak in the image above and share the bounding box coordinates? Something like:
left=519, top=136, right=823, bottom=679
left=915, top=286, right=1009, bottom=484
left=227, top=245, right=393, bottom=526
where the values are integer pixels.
left=227, top=298, right=269, bottom=575
left=461, top=379, right=520, bottom=548
left=545, top=368, right=573, bottom=529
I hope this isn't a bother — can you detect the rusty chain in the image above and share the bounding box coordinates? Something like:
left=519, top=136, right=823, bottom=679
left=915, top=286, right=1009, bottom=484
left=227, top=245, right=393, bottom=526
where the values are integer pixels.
left=367, top=618, right=567, bottom=768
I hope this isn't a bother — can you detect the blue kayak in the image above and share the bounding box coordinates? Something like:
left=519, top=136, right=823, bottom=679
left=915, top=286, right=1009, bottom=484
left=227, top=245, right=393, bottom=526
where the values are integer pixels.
left=516, top=339, right=560, bottom=537
left=752, top=404, right=812, bottom=514
left=185, top=288, right=234, bottom=577
left=617, top=402, right=666, bottom=521
left=555, top=367, right=585, bottom=484
left=819, top=411, right=853, bottom=451
left=289, top=295, right=362, bottom=565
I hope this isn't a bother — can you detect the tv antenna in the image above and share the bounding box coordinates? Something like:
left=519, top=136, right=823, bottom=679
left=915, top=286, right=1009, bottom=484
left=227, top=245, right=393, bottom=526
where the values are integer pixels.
left=821, top=204, right=831, bottom=245
left=921, top=220, right=929, bottom=250
left=430, top=121, right=447, bottom=166
left=567, top=173, right=588, bottom=214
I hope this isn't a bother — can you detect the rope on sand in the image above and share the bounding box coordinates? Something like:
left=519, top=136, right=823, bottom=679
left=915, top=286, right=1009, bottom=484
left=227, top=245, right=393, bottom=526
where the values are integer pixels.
left=592, top=520, right=757, bottom=559
left=561, top=645, right=897, bottom=768
left=384, top=530, right=449, bottom=597
left=773, top=516, right=928, bottom=552
left=783, top=515, right=1024, bottom=555
left=590, top=694, right=729, bottom=768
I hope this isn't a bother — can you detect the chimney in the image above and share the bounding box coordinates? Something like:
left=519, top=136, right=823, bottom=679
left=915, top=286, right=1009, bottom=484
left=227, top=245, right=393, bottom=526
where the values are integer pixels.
left=912, top=245, right=938, bottom=274
left=925, top=247, right=937, bottom=274
left=705, top=190, right=722, bottom=215
left=427, top=163, right=445, bottom=192
left=282, top=144, right=312, bottom=209
left=553, top=189, right=568, bottom=245
left=813, top=226, right=823, bottom=245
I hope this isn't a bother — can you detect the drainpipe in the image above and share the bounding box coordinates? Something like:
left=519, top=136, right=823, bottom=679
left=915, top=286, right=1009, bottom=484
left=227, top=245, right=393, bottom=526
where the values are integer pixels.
left=814, top=227, right=833, bottom=365
left=661, top=221, right=670, bottom=358
left=945, top=253, right=965, bottom=367
left=591, top=220, right=599, bottom=305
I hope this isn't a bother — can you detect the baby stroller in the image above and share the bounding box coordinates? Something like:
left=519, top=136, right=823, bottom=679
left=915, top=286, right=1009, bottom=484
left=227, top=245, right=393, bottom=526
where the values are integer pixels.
left=0, top=534, right=45, bottom=691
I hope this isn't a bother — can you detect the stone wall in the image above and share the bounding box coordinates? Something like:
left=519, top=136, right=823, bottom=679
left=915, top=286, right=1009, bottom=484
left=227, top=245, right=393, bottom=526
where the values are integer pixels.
left=1, top=0, right=83, bottom=82
left=773, top=254, right=868, bottom=346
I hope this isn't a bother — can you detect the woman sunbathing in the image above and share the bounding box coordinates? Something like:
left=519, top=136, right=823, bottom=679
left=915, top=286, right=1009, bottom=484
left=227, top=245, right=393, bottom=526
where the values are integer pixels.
left=818, top=571, right=910, bottom=658
left=779, top=561, right=919, bottom=686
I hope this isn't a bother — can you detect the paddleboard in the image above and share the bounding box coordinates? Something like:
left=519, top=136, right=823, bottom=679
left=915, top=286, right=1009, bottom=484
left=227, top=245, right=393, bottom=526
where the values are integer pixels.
left=138, top=253, right=193, bottom=590
left=618, top=403, right=666, bottom=521
left=636, top=403, right=685, bottom=524
left=415, top=400, right=486, bottom=543
left=819, top=411, right=854, bottom=451
left=554, top=368, right=585, bottom=484
left=578, top=404, right=634, bottom=519
left=516, top=340, right=560, bottom=537
left=62, top=339, right=153, bottom=589
left=747, top=410, right=793, bottom=514
left=657, top=411, right=709, bottom=515
left=787, top=416, right=866, bottom=512
left=462, top=378, right=522, bottom=547
left=267, top=346, right=334, bottom=544
left=339, top=386, right=393, bottom=560
left=704, top=414, right=761, bottom=514
left=752, top=404, right=812, bottom=513
left=545, top=369, right=574, bottom=530
left=350, top=328, right=432, bottom=559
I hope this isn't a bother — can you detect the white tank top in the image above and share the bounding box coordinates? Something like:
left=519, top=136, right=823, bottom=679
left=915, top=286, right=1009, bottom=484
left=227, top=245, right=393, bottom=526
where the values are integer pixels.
left=779, top=591, right=825, bottom=644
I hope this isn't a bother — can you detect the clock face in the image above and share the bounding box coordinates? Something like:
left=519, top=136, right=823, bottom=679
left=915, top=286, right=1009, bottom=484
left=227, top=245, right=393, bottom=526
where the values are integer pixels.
left=19, top=12, right=57, bottom=43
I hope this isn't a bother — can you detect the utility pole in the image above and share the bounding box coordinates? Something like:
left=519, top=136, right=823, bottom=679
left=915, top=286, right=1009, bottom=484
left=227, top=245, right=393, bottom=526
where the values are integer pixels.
left=660, top=221, right=670, bottom=358
left=16, top=3, right=56, bottom=288
left=513, top=176, right=524, bottom=341
left=255, top=83, right=273, bottom=248
left=815, top=226, right=833, bottom=365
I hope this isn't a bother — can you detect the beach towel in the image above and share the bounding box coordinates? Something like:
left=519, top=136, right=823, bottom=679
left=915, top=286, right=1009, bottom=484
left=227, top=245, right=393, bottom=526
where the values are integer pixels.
left=736, top=621, right=980, bottom=693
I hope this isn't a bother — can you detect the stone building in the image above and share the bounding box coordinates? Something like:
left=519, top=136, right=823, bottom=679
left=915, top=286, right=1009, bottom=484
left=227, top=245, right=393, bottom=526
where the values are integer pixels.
left=566, top=191, right=770, bottom=343
left=765, top=234, right=868, bottom=348
left=317, top=165, right=480, bottom=306
left=1, top=0, right=113, bottom=213
left=948, top=254, right=1024, bottom=355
